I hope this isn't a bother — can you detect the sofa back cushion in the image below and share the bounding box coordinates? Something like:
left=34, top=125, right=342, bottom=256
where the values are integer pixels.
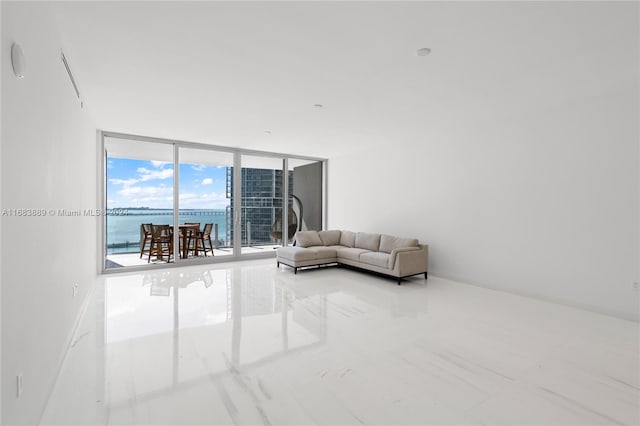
left=339, top=230, right=356, bottom=248
left=295, top=230, right=323, bottom=248
left=355, top=232, right=381, bottom=251
left=318, top=230, right=341, bottom=246
left=379, top=234, right=419, bottom=253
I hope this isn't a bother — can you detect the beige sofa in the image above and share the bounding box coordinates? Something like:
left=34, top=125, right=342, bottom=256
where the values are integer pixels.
left=276, top=230, right=428, bottom=285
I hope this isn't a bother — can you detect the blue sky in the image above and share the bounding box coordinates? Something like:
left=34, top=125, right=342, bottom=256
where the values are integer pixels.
left=107, top=158, right=229, bottom=209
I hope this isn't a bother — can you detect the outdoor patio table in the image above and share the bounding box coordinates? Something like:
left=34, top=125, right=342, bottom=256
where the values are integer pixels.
left=173, top=224, right=201, bottom=259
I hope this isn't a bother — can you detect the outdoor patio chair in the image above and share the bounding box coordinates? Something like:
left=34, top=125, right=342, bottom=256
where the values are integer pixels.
left=191, top=223, right=214, bottom=257
left=182, top=223, right=201, bottom=258
left=139, top=223, right=153, bottom=259
left=148, top=224, right=173, bottom=263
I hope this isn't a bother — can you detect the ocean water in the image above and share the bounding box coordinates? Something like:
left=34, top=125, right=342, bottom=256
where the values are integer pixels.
left=106, top=209, right=228, bottom=253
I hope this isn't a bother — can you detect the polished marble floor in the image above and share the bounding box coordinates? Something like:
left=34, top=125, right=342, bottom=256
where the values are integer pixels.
left=41, top=259, right=640, bottom=425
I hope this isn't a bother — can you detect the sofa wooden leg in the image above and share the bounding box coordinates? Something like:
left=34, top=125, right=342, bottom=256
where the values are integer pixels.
left=397, top=278, right=402, bottom=285
left=277, top=261, right=280, bottom=267
left=294, top=267, right=297, bottom=274
left=424, top=272, right=428, bottom=279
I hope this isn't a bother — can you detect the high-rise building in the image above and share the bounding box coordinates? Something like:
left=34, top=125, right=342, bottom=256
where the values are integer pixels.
left=225, top=167, right=293, bottom=246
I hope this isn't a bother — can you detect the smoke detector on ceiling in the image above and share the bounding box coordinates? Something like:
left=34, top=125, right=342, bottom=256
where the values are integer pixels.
left=11, top=43, right=26, bottom=78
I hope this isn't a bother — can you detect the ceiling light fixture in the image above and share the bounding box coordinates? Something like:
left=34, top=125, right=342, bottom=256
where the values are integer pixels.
left=416, top=48, right=431, bottom=57
left=264, top=130, right=271, bottom=135
left=313, top=104, right=323, bottom=108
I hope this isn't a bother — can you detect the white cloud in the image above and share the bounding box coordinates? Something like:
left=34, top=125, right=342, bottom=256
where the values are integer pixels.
left=178, top=191, right=229, bottom=209
left=109, top=166, right=173, bottom=191
left=108, top=162, right=228, bottom=209
left=118, top=185, right=173, bottom=198
left=191, top=164, right=206, bottom=172
left=136, top=167, right=174, bottom=182
left=109, top=178, right=138, bottom=186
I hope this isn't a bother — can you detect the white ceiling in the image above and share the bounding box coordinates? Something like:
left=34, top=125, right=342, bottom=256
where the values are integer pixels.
left=52, top=1, right=637, bottom=158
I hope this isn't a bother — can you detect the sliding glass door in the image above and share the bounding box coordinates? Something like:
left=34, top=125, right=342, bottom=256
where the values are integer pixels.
left=178, top=148, right=234, bottom=258
left=104, top=137, right=175, bottom=269
left=238, top=155, right=286, bottom=254
left=236, top=156, right=324, bottom=251
left=101, top=132, right=325, bottom=271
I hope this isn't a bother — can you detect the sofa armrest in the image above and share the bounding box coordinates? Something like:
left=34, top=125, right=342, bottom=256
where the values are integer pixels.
left=388, top=246, right=419, bottom=269
left=390, top=245, right=428, bottom=275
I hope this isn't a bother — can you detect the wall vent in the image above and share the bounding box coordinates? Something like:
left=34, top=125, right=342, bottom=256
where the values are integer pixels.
left=61, top=51, right=82, bottom=106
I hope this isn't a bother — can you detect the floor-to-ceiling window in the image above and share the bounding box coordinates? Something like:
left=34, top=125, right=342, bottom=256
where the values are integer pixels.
left=104, top=136, right=175, bottom=269
left=101, top=132, right=326, bottom=271
left=238, top=155, right=286, bottom=254
left=178, top=147, right=235, bottom=258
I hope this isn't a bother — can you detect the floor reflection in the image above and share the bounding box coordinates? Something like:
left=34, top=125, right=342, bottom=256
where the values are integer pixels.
left=103, top=263, right=328, bottom=415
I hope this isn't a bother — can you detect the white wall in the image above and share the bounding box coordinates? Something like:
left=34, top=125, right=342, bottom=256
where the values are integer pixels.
left=328, top=5, right=639, bottom=321
left=0, top=1, right=3, bottom=421
left=1, top=2, right=97, bottom=424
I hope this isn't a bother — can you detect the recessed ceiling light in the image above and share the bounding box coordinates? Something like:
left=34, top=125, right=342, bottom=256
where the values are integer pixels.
left=264, top=130, right=271, bottom=135
left=416, top=48, right=431, bottom=57
left=313, top=104, right=323, bottom=108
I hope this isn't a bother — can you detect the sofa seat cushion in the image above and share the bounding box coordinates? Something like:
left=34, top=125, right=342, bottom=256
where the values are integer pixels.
left=355, top=232, right=381, bottom=251
left=336, top=247, right=371, bottom=261
left=359, top=252, right=391, bottom=269
left=307, top=246, right=338, bottom=259
left=278, top=246, right=338, bottom=262
left=277, top=246, right=319, bottom=262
